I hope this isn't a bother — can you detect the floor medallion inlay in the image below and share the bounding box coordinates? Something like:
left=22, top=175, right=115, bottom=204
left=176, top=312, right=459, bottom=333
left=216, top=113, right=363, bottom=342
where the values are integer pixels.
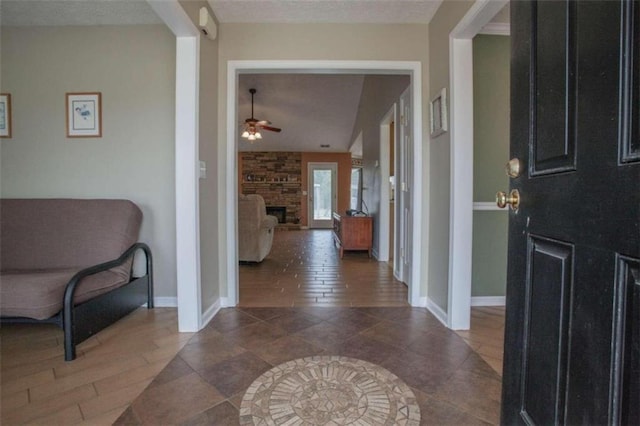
left=240, top=355, right=420, bottom=425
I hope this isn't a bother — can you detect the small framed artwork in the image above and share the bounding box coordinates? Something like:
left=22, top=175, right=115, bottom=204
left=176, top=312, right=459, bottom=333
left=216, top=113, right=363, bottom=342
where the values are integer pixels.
left=0, top=93, right=12, bottom=138
left=66, top=92, right=102, bottom=137
left=430, top=88, right=448, bottom=138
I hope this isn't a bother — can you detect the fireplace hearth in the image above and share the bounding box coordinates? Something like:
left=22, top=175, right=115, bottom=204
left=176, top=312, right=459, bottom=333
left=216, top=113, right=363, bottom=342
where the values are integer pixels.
left=266, top=206, right=286, bottom=224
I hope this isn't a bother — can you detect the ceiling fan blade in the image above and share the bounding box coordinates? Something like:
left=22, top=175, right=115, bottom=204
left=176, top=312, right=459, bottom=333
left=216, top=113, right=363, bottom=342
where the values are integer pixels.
left=242, top=90, right=281, bottom=135
left=260, top=125, right=281, bottom=133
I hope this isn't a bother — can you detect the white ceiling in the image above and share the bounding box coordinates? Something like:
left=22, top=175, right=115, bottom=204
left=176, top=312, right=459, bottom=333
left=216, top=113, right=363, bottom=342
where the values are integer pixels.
left=238, top=74, right=367, bottom=152
left=208, top=0, right=443, bottom=24
left=0, top=0, right=162, bottom=26
left=1, top=0, right=443, bottom=26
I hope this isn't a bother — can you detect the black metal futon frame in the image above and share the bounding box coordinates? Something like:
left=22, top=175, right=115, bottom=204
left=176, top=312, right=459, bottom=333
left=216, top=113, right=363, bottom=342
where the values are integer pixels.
left=1, top=243, right=153, bottom=361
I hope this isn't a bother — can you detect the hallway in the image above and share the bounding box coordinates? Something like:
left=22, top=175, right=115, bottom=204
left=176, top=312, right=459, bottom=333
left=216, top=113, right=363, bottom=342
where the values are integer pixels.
left=239, top=229, right=409, bottom=307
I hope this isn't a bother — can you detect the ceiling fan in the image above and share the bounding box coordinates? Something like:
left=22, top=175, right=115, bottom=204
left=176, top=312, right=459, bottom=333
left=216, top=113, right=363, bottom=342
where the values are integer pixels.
left=242, top=88, right=281, bottom=142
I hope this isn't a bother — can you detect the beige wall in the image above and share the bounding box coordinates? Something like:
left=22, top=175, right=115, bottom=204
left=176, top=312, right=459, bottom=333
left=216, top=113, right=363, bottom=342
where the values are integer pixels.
left=0, top=25, right=177, bottom=299
left=179, top=1, right=221, bottom=313
left=427, top=0, right=475, bottom=311
left=350, top=75, right=410, bottom=256
left=217, top=23, right=430, bottom=297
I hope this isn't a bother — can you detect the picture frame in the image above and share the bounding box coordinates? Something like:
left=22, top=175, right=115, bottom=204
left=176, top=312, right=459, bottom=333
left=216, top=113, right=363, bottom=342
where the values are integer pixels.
left=66, top=92, right=102, bottom=137
left=430, top=87, right=448, bottom=138
left=0, top=93, right=12, bottom=138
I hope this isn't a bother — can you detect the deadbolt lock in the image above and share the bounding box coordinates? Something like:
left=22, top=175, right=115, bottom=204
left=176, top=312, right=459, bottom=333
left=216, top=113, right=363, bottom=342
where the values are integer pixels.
left=505, top=158, right=522, bottom=178
left=496, top=189, right=520, bottom=211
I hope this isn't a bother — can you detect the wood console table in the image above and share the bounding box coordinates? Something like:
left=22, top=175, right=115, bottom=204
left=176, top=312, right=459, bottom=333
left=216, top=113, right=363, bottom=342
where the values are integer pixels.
left=332, top=212, right=373, bottom=258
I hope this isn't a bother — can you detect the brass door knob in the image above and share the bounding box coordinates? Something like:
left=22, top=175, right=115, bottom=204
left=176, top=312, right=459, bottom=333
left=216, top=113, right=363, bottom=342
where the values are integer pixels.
left=505, top=158, right=522, bottom=178
left=496, top=189, right=520, bottom=211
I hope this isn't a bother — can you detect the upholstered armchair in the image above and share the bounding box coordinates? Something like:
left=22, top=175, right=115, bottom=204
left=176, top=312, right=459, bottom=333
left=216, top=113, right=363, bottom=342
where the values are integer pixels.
left=238, top=194, right=278, bottom=262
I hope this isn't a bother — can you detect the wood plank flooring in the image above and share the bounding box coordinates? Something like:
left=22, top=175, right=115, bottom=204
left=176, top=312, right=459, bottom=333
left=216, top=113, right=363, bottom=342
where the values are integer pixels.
left=239, top=229, right=409, bottom=307
left=456, top=306, right=506, bottom=376
left=0, top=308, right=193, bottom=425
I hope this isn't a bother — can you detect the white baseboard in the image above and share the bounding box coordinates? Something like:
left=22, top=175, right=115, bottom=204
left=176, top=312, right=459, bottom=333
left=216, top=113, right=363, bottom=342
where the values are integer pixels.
left=426, top=297, right=448, bottom=327
left=417, top=296, right=428, bottom=308
left=371, top=248, right=379, bottom=260
left=201, top=298, right=221, bottom=327
left=219, top=297, right=234, bottom=308
left=471, top=296, right=506, bottom=306
left=153, top=297, right=178, bottom=307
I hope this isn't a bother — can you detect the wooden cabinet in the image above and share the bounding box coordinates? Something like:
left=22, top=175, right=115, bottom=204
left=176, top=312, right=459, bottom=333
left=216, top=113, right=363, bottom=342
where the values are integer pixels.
left=332, top=212, right=373, bottom=258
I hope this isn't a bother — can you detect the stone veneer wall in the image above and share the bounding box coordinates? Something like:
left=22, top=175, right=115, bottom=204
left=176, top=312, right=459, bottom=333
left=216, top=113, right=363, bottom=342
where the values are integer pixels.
left=240, top=152, right=302, bottom=224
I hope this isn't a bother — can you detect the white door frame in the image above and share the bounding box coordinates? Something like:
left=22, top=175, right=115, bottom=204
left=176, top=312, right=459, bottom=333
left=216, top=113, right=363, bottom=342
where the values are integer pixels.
left=225, top=61, right=423, bottom=307
left=448, top=0, right=509, bottom=329
left=147, top=0, right=202, bottom=332
left=377, top=104, right=396, bottom=262
left=308, top=162, right=338, bottom=229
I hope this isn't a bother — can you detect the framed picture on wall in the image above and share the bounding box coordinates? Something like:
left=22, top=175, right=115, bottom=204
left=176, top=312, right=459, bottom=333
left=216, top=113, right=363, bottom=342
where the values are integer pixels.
left=0, top=93, right=12, bottom=138
left=66, top=92, right=102, bottom=137
left=430, top=88, right=448, bottom=138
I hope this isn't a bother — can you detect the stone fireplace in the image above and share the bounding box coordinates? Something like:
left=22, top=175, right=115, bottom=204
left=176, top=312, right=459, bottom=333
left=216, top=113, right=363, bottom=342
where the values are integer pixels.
left=239, top=152, right=302, bottom=224
left=266, top=206, right=286, bottom=224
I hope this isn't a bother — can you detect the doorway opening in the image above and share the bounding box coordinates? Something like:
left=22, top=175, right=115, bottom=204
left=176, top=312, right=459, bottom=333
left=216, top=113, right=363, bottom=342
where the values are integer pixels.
left=377, top=104, right=396, bottom=263
left=225, top=61, right=424, bottom=308
left=448, top=0, right=510, bottom=379
left=448, top=0, right=509, bottom=329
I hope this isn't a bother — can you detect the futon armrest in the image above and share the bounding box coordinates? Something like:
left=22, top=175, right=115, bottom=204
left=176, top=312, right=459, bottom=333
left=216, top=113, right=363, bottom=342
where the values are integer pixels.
left=63, top=243, right=152, bottom=310
left=62, top=242, right=153, bottom=360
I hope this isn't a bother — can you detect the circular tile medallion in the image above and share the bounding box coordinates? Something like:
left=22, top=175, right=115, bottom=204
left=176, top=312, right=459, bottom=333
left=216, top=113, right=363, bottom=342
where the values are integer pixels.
left=240, top=356, right=420, bottom=425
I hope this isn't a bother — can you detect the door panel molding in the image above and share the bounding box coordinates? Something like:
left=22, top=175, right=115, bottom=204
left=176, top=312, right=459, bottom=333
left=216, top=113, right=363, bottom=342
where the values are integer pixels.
left=521, top=235, right=574, bottom=425
left=619, top=0, right=640, bottom=164
left=530, top=0, right=578, bottom=176
left=610, top=255, right=640, bottom=424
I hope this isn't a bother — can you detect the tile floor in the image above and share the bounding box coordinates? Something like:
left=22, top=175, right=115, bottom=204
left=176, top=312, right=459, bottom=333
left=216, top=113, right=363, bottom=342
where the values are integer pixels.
left=116, top=307, right=502, bottom=425
left=1, top=230, right=505, bottom=425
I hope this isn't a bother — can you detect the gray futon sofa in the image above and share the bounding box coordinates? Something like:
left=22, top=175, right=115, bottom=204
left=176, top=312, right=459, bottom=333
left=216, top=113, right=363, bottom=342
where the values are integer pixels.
left=0, top=199, right=153, bottom=361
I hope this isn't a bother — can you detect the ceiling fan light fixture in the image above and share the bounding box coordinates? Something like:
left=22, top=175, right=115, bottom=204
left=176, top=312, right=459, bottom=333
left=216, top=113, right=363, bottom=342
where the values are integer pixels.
left=240, top=88, right=281, bottom=142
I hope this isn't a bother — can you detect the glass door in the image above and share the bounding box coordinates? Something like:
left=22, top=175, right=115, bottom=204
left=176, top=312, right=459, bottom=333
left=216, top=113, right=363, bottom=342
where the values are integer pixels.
left=308, top=162, right=337, bottom=229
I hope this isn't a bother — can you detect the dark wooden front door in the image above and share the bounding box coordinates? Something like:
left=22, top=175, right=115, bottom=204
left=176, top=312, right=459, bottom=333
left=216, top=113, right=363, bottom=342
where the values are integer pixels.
left=501, top=1, right=640, bottom=424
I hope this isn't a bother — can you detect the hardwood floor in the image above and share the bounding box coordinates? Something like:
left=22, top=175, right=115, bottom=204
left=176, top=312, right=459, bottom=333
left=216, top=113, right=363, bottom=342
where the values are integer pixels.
left=239, top=229, right=409, bottom=307
left=456, top=306, right=506, bottom=376
left=0, top=308, right=192, bottom=425
left=1, top=231, right=506, bottom=424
